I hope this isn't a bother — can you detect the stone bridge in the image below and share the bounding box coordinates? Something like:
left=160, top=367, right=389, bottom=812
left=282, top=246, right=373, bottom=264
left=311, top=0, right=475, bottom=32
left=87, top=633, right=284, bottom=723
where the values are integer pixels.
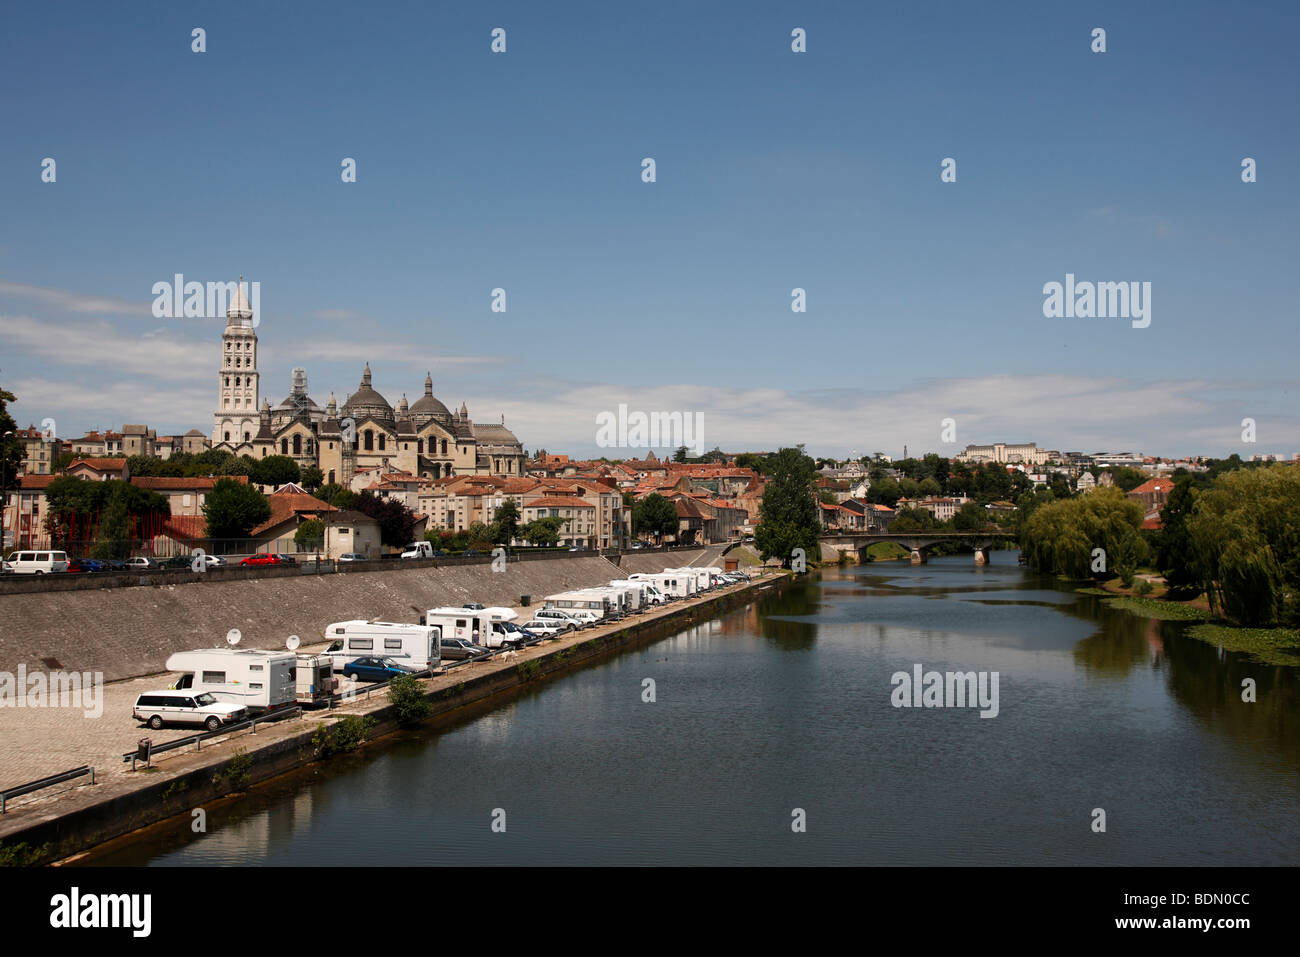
left=820, top=531, right=1017, bottom=565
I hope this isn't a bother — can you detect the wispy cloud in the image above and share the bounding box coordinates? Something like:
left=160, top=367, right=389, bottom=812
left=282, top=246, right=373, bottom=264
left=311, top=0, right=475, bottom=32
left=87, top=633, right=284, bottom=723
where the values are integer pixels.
left=292, top=339, right=506, bottom=368
left=0, top=314, right=210, bottom=381
left=0, top=280, right=143, bottom=315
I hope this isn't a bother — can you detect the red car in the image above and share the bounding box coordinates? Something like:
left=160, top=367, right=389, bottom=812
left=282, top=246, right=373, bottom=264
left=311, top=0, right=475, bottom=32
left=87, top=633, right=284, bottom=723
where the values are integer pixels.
left=239, top=553, right=282, bottom=566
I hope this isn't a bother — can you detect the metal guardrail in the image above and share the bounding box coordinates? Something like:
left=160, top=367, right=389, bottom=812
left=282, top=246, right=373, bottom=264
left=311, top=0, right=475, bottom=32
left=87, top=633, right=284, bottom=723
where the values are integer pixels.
left=1, top=765, right=96, bottom=813
left=122, top=705, right=303, bottom=769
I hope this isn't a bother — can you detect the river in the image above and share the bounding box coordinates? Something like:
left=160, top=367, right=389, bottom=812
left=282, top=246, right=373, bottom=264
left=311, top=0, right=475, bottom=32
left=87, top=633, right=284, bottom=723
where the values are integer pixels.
left=81, top=553, right=1300, bottom=866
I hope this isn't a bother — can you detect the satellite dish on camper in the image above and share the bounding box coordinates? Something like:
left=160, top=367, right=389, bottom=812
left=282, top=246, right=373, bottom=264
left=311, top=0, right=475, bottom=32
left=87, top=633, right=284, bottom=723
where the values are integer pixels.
left=286, top=634, right=301, bottom=651
left=226, top=628, right=242, bottom=646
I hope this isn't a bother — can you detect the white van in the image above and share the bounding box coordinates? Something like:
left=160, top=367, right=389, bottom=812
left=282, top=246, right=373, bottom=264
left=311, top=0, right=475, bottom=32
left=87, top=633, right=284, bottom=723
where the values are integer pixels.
left=323, top=620, right=441, bottom=672
left=532, top=607, right=585, bottom=631
left=133, top=690, right=247, bottom=731
left=400, top=541, right=434, bottom=559
left=165, top=649, right=298, bottom=712
left=5, top=550, right=70, bottom=574
left=424, top=606, right=526, bottom=649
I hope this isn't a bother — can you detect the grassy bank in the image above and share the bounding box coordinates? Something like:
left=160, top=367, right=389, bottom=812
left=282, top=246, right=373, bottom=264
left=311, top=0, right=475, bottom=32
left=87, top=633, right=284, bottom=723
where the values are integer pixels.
left=1075, top=582, right=1300, bottom=665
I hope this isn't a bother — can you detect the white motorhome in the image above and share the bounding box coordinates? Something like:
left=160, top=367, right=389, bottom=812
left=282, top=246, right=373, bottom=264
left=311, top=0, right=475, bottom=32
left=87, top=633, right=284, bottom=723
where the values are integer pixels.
left=666, top=567, right=712, bottom=592
left=545, top=590, right=611, bottom=622
left=423, top=606, right=520, bottom=649
left=608, top=580, right=650, bottom=612
left=585, top=584, right=633, bottom=617
left=295, top=654, right=337, bottom=706
left=323, top=620, right=441, bottom=672
left=629, top=571, right=694, bottom=599
left=165, top=648, right=298, bottom=712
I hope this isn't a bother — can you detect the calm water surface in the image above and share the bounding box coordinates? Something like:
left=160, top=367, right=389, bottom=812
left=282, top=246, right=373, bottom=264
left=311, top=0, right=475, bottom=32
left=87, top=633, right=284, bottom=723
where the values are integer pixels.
left=85, top=553, right=1300, bottom=866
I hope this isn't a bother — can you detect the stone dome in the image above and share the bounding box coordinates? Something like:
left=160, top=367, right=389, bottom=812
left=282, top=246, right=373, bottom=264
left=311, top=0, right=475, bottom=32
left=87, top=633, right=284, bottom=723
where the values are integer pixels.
left=408, top=371, right=452, bottom=428
left=340, top=363, right=394, bottom=425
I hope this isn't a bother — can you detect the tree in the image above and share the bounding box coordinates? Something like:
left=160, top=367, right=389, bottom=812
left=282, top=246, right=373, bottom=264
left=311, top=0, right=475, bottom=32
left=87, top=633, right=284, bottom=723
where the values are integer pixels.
left=294, top=518, right=325, bottom=552
left=492, top=499, right=520, bottom=545
left=251, top=455, right=300, bottom=489
left=315, top=483, right=354, bottom=508
left=673, top=446, right=689, bottom=464
left=203, top=478, right=272, bottom=542
left=734, top=453, right=769, bottom=474
left=890, top=506, right=935, bottom=533
left=1188, top=464, right=1300, bottom=626
left=1103, top=466, right=1148, bottom=493
left=952, top=501, right=990, bottom=532
left=352, top=491, right=416, bottom=548
left=0, top=390, right=23, bottom=529
left=1154, top=478, right=1200, bottom=597
left=632, top=493, right=678, bottom=541
left=1019, top=486, right=1147, bottom=582
left=521, top=516, right=565, bottom=547
left=299, top=465, right=324, bottom=492
left=754, top=446, right=821, bottom=568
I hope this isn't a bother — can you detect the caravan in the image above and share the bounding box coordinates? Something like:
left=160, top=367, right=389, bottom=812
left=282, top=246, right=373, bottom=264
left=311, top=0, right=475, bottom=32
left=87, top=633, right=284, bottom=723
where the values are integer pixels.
left=666, top=566, right=712, bottom=593
left=544, top=590, right=611, bottom=623
left=323, top=620, right=441, bottom=672
left=164, top=648, right=298, bottom=712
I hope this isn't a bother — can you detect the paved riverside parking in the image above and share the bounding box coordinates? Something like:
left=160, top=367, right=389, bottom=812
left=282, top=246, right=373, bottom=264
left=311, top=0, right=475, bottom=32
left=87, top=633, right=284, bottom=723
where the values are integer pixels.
left=0, top=569, right=771, bottom=818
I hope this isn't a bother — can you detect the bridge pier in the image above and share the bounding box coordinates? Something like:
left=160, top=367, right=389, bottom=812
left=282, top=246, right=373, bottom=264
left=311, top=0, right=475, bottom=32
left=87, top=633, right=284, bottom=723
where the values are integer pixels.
left=974, top=546, right=990, bottom=565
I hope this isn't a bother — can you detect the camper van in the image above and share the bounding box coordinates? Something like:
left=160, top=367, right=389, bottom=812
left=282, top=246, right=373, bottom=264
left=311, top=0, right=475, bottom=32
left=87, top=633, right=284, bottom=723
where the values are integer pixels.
left=544, top=590, right=610, bottom=623
left=295, top=654, right=337, bottom=706
left=323, top=620, right=441, bottom=672
left=423, top=606, right=526, bottom=649
left=609, top=579, right=652, bottom=611
left=666, top=567, right=712, bottom=593
left=165, top=648, right=298, bottom=712
left=629, top=571, right=694, bottom=600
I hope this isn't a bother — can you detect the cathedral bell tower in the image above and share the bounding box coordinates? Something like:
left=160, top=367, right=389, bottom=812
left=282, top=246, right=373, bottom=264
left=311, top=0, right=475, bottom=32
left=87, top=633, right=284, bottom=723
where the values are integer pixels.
left=212, top=277, right=260, bottom=446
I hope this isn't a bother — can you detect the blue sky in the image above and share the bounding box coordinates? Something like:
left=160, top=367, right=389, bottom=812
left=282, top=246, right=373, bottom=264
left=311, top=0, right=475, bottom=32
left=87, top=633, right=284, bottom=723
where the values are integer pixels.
left=1, top=0, right=1297, bottom=459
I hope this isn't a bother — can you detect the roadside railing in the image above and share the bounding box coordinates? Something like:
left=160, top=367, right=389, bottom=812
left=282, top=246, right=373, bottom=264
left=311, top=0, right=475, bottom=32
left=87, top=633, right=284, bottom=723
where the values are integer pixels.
left=1, top=765, right=96, bottom=814
left=121, top=705, right=303, bottom=770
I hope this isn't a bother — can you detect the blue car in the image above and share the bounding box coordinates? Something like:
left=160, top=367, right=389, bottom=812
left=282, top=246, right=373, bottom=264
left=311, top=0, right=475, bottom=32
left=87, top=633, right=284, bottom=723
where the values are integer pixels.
left=77, top=558, right=111, bottom=573
left=341, top=656, right=420, bottom=682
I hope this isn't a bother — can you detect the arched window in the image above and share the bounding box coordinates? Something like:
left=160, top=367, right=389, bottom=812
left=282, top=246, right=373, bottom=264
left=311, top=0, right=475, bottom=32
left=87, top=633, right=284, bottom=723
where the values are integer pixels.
left=441, top=439, right=447, bottom=455
left=235, top=377, right=241, bottom=387
left=224, top=431, right=230, bottom=442
left=225, top=377, right=230, bottom=387
left=293, top=434, right=302, bottom=455
left=378, top=434, right=386, bottom=451
left=243, top=431, right=250, bottom=442
left=281, top=439, right=288, bottom=454
left=328, top=469, right=335, bottom=484
left=306, top=439, right=314, bottom=455
left=364, top=430, right=374, bottom=451
left=418, top=438, right=424, bottom=455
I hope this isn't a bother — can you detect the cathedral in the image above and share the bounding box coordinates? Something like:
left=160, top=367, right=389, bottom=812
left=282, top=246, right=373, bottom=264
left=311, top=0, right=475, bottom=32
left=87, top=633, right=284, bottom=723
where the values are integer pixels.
left=211, top=280, right=526, bottom=485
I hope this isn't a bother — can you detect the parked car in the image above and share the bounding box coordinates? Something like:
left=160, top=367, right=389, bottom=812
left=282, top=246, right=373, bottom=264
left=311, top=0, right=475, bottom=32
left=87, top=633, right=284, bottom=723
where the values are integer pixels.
left=125, top=556, right=161, bottom=570
left=276, top=554, right=298, bottom=565
left=439, top=636, right=488, bottom=661
left=239, top=553, right=282, bottom=566
left=0, top=557, right=13, bottom=574
left=340, top=656, right=420, bottom=682
left=337, top=553, right=368, bottom=563
left=5, top=550, right=71, bottom=574
left=520, top=620, right=568, bottom=639
left=64, top=558, right=88, bottom=573
left=160, top=554, right=192, bottom=570
left=132, top=690, right=248, bottom=731
left=463, top=549, right=485, bottom=558
left=76, top=558, right=112, bottom=573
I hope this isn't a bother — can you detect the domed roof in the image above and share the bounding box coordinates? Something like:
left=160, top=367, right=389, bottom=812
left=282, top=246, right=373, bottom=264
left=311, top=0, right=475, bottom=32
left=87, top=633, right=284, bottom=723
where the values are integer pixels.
left=341, top=363, right=394, bottom=424
left=408, top=371, right=452, bottom=426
